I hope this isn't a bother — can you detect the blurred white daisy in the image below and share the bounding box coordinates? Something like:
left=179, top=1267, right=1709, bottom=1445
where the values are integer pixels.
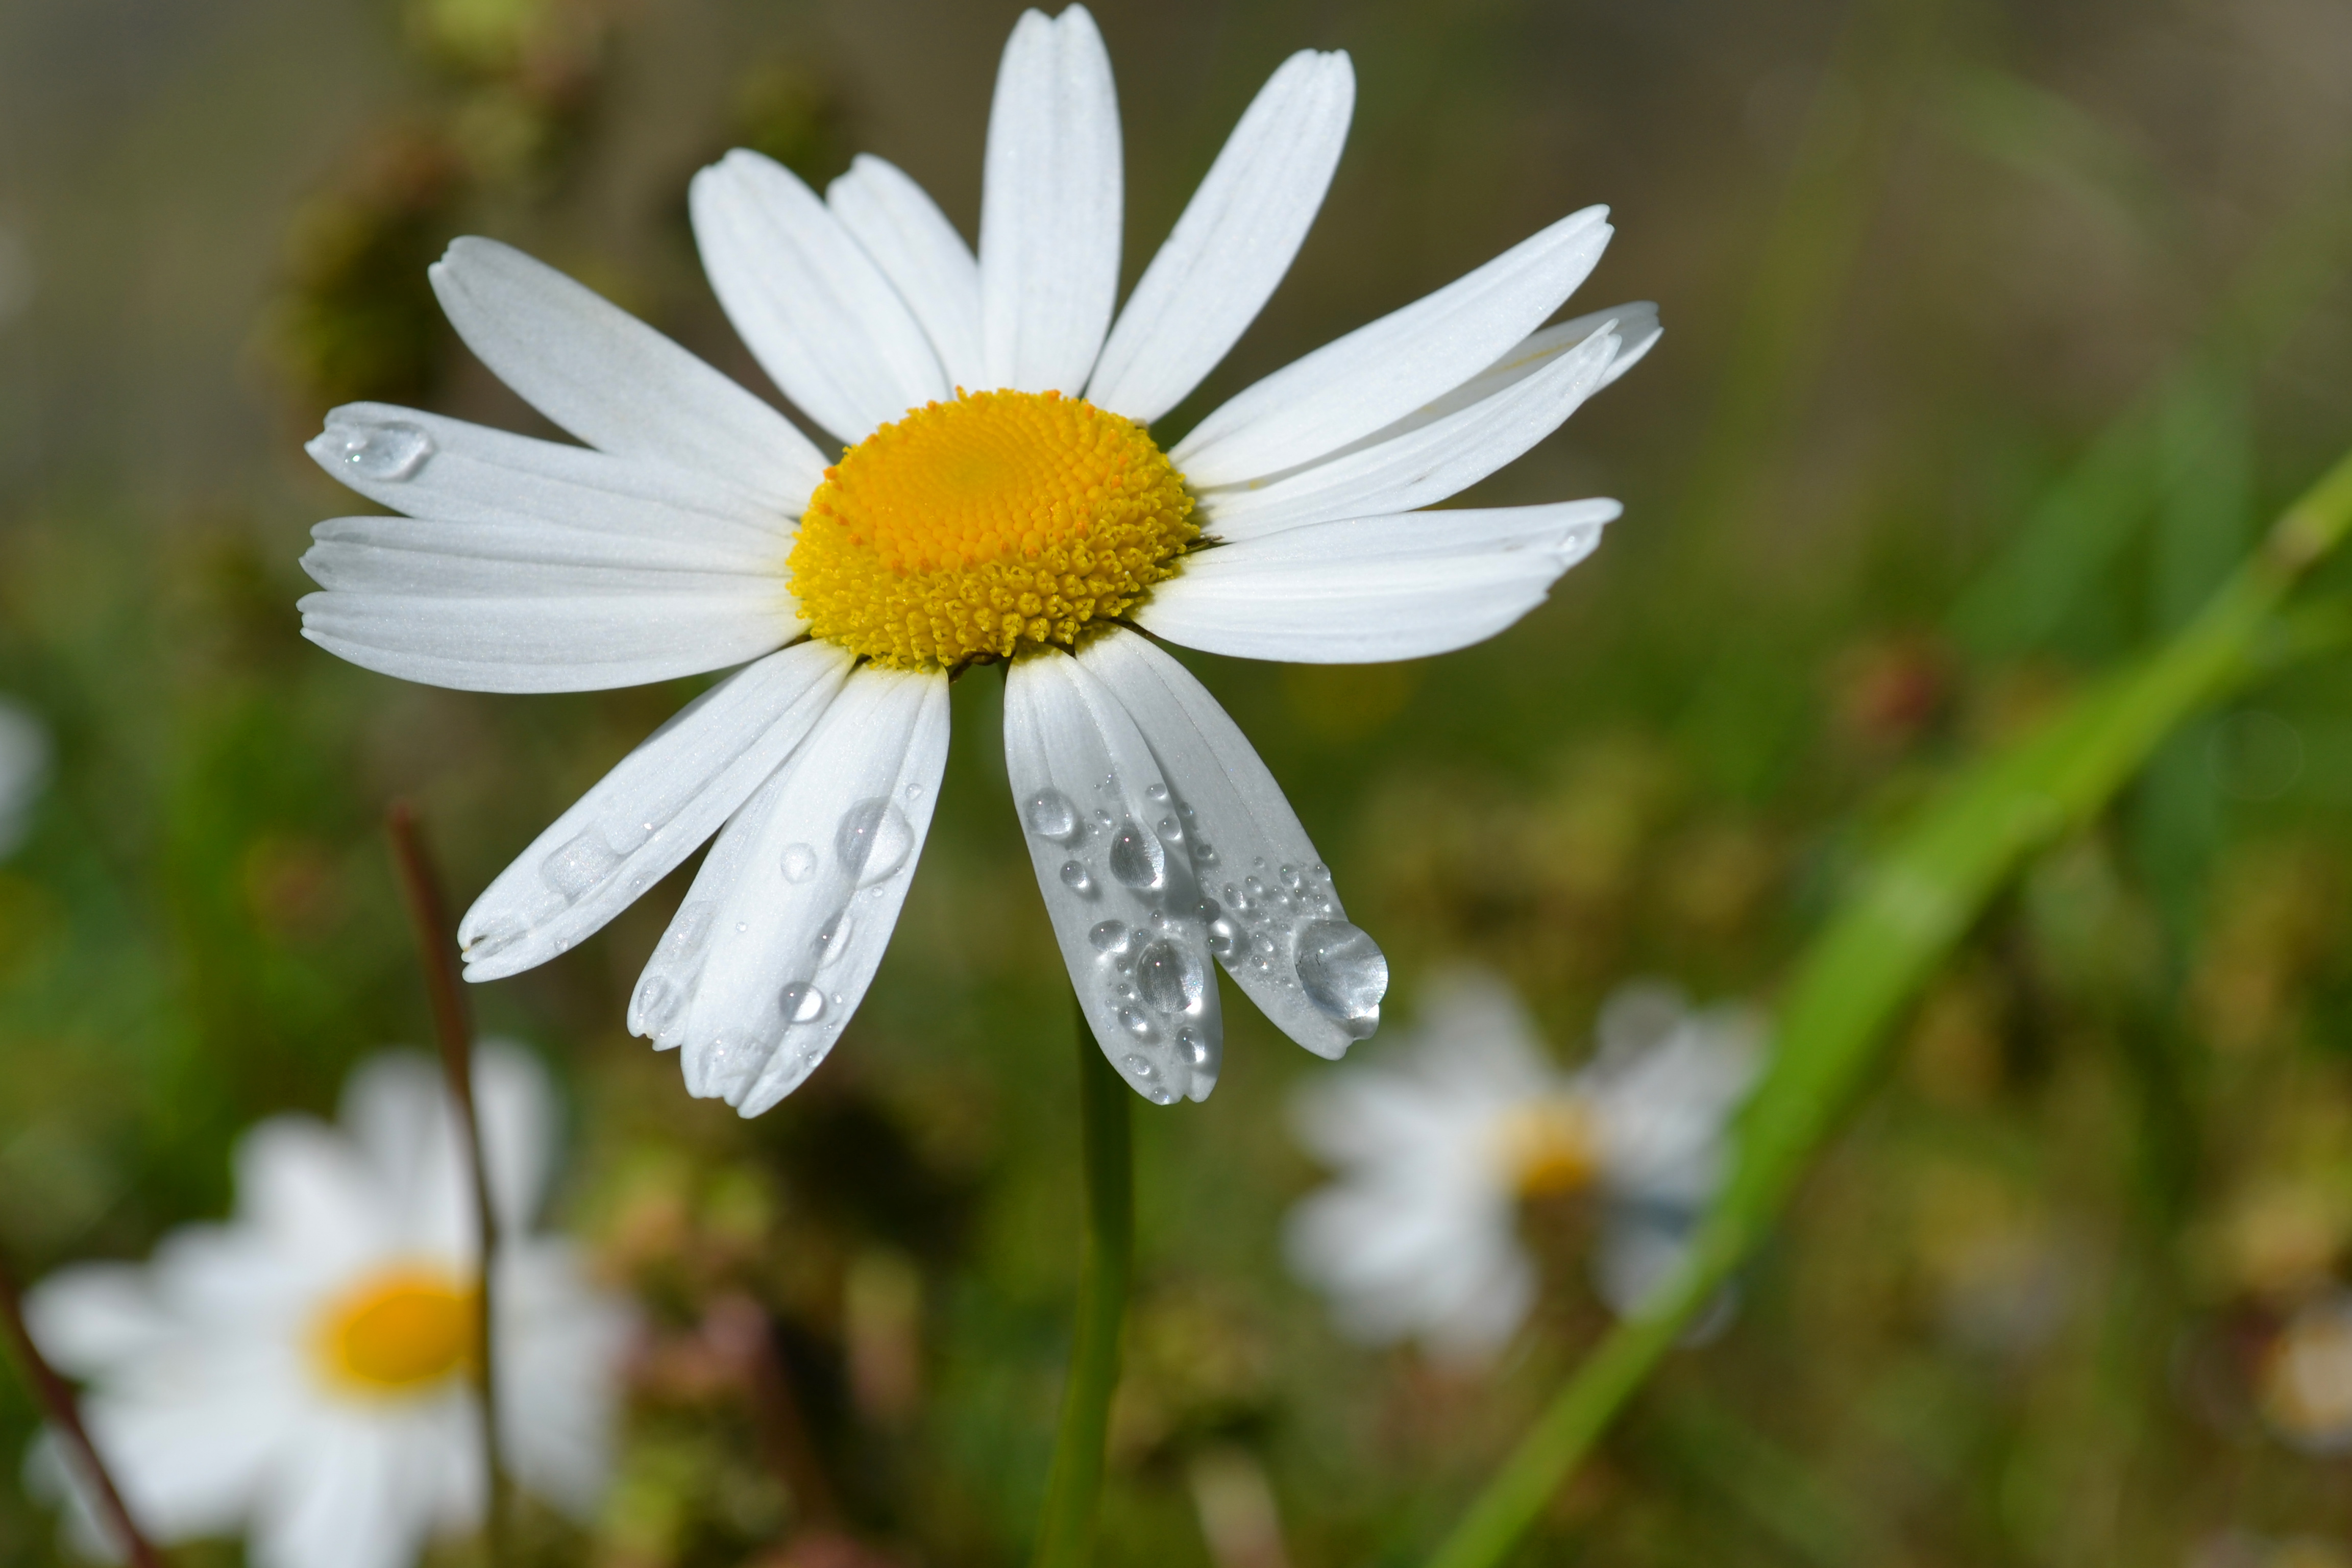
left=1285, top=972, right=1760, bottom=1364
left=296, top=4, right=1657, bottom=1115
left=21, top=1045, right=630, bottom=1568
left=2260, top=1290, right=2352, bottom=1454
left=0, top=696, right=53, bottom=856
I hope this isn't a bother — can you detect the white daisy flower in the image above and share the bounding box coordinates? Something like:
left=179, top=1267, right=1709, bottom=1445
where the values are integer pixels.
left=2260, top=1291, right=2352, bottom=1455
left=0, top=696, right=53, bottom=857
left=296, top=5, right=1658, bottom=1114
left=1285, top=972, right=1760, bottom=1364
left=20, top=1045, right=631, bottom=1568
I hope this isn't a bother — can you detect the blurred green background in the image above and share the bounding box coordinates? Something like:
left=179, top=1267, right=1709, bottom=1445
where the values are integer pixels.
left=5, top=0, right=2352, bottom=1563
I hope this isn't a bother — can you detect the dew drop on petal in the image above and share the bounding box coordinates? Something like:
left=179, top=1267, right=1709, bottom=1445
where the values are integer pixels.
left=1107, top=819, right=1164, bottom=890
left=1177, top=1026, right=1210, bottom=1067
left=542, top=828, right=623, bottom=901
left=1124, top=1054, right=1155, bottom=1079
left=1060, top=861, right=1093, bottom=894
left=837, top=797, right=914, bottom=885
left=1024, top=788, right=1078, bottom=842
left=636, top=975, right=683, bottom=1032
left=1118, top=1006, right=1152, bottom=1038
left=1089, top=920, right=1129, bottom=954
left=1135, top=940, right=1204, bottom=1016
left=1295, top=919, right=1387, bottom=1040
left=813, top=910, right=854, bottom=966
left=334, top=420, right=434, bottom=481
left=780, top=842, right=819, bottom=883
left=778, top=981, right=827, bottom=1024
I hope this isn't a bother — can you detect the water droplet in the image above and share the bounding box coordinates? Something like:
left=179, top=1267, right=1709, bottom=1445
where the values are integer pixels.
left=1107, top=819, right=1164, bottom=890
left=636, top=974, right=683, bottom=1031
left=778, top=981, right=827, bottom=1024
left=1295, top=920, right=1387, bottom=1040
left=780, top=842, right=819, bottom=883
left=1195, top=840, right=1219, bottom=867
left=813, top=910, right=854, bottom=965
left=332, top=419, right=434, bottom=480
left=541, top=828, right=623, bottom=901
left=1146, top=782, right=1168, bottom=800
left=1205, top=913, right=1242, bottom=959
left=1060, top=860, right=1092, bottom=894
left=1124, top=1054, right=1156, bottom=1081
left=1135, top=939, right=1205, bottom=1016
left=1150, top=1089, right=1177, bottom=1105
left=1024, top=788, right=1078, bottom=842
left=1156, top=815, right=1181, bottom=841
left=1089, top=920, right=1130, bottom=954
left=1280, top=865, right=1302, bottom=889
left=1178, top=1026, right=1209, bottom=1067
left=1092, top=808, right=1114, bottom=828
left=836, top=797, right=914, bottom=885
left=903, top=781, right=925, bottom=802
left=465, top=916, right=526, bottom=960
left=1118, top=1007, right=1152, bottom=1038
left=666, top=902, right=716, bottom=956
left=735, top=920, right=749, bottom=934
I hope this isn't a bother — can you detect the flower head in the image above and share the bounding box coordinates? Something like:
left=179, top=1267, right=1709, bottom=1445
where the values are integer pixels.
left=22, top=1046, right=630, bottom=1568
left=296, top=6, right=1657, bottom=1113
left=1285, top=972, right=1759, bottom=1364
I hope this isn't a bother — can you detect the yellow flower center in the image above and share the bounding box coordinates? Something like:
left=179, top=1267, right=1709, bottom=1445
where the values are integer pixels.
left=788, top=389, right=1196, bottom=669
left=312, top=1266, right=476, bottom=1396
left=1496, top=1097, right=1600, bottom=1199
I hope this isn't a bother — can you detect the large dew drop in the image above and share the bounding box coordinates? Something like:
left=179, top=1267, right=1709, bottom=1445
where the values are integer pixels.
left=333, top=420, right=434, bottom=481
left=836, top=797, right=914, bottom=886
left=1107, top=818, right=1165, bottom=890
left=813, top=910, right=854, bottom=966
left=1024, top=788, right=1079, bottom=842
left=778, top=981, right=827, bottom=1024
left=1294, top=920, right=1387, bottom=1040
left=1135, top=939, right=1205, bottom=1016
left=542, top=828, right=623, bottom=901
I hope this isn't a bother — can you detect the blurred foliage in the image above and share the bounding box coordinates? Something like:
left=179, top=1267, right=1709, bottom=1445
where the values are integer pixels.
left=7, top=0, right=2352, bottom=1566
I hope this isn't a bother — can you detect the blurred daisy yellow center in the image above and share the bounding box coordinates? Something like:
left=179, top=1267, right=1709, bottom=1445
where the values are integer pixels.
left=1497, top=1098, right=1600, bottom=1198
left=313, top=1267, right=476, bottom=1394
left=789, top=389, right=1196, bottom=669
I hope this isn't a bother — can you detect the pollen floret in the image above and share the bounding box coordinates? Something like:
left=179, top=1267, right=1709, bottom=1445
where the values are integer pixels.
left=789, top=389, right=1197, bottom=669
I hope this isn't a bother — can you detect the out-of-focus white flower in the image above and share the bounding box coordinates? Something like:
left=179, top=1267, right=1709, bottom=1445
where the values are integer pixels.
left=1285, top=972, right=1760, bottom=1364
left=2260, top=1290, right=2352, bottom=1454
left=22, top=1045, right=632, bottom=1568
left=0, top=697, right=53, bottom=856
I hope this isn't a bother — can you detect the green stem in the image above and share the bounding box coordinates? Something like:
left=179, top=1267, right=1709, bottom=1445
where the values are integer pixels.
left=1426, top=444, right=2352, bottom=1568
left=1032, top=997, right=1135, bottom=1568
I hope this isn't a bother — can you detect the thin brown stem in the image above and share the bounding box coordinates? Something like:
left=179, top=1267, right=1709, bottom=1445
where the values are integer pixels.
left=385, top=801, right=510, bottom=1560
left=0, top=1251, right=166, bottom=1568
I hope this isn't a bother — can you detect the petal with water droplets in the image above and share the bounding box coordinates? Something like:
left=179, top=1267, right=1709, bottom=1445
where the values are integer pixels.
left=633, top=667, right=948, bottom=1117
left=459, top=642, right=854, bottom=981
left=1003, top=649, right=1223, bottom=1102
left=1078, top=629, right=1380, bottom=1058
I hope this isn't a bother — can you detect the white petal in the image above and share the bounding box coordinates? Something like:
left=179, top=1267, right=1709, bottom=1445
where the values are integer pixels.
left=472, top=1043, right=559, bottom=1232
left=20, top=1266, right=175, bottom=1374
left=231, top=1118, right=392, bottom=1269
left=298, top=583, right=797, bottom=695
left=1135, top=501, right=1614, bottom=663
left=460, top=642, right=854, bottom=979
left=979, top=6, right=1121, bottom=394
left=429, top=237, right=827, bottom=509
left=308, top=404, right=796, bottom=557
left=1077, top=630, right=1381, bottom=1057
left=302, top=516, right=786, bottom=597
left=1085, top=51, right=1354, bottom=423
left=828, top=154, right=986, bottom=390
left=691, top=150, right=951, bottom=445
left=337, top=1051, right=467, bottom=1254
left=249, top=1416, right=424, bottom=1568
left=1196, top=324, right=1621, bottom=540
left=631, top=668, right=949, bottom=1116
left=1002, top=650, right=1222, bottom=1102
left=1171, top=206, right=1612, bottom=486
left=1406, top=301, right=1660, bottom=429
